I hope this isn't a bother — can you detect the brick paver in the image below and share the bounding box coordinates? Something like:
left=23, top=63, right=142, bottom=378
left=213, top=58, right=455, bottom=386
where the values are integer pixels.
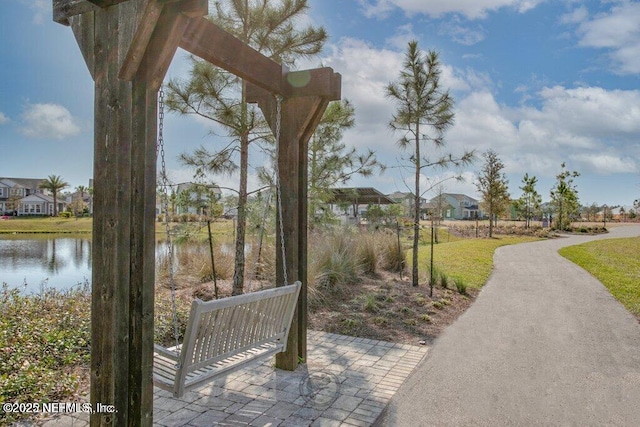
left=35, top=331, right=427, bottom=426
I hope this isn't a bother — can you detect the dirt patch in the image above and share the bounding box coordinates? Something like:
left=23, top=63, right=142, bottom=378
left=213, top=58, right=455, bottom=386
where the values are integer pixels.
left=308, top=271, right=476, bottom=346
left=172, top=272, right=476, bottom=347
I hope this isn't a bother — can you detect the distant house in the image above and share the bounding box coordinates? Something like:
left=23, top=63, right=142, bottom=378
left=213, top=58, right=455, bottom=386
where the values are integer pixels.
left=387, top=191, right=424, bottom=217
left=19, top=193, right=60, bottom=216
left=0, top=177, right=64, bottom=216
left=426, top=193, right=480, bottom=220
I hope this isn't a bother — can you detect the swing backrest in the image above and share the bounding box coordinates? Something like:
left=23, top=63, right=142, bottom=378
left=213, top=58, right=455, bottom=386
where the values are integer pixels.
left=174, top=282, right=301, bottom=388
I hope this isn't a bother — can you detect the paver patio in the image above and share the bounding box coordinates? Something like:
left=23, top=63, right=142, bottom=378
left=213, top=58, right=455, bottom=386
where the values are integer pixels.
left=38, top=330, right=427, bottom=426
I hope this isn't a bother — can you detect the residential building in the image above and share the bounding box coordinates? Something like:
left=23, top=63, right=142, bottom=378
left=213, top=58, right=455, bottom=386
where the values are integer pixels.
left=426, top=193, right=481, bottom=220
left=0, top=177, right=62, bottom=216
left=387, top=191, right=424, bottom=217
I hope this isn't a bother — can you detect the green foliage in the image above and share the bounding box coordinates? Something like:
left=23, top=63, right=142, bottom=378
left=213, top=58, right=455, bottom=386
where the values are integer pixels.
left=362, top=293, right=380, bottom=313
left=309, top=231, right=362, bottom=291
left=516, top=173, right=541, bottom=228
left=357, top=233, right=378, bottom=275
left=57, top=211, right=72, bottom=218
left=476, top=149, right=510, bottom=237
left=439, top=271, right=449, bottom=289
left=550, top=162, right=580, bottom=230
left=0, top=284, right=90, bottom=425
left=38, top=175, right=69, bottom=217
left=560, top=237, right=640, bottom=317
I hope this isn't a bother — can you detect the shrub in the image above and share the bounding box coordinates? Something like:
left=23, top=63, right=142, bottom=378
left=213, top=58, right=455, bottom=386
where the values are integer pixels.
left=58, top=211, right=72, bottom=218
left=310, top=232, right=361, bottom=291
left=378, top=232, right=406, bottom=273
left=0, top=284, right=91, bottom=425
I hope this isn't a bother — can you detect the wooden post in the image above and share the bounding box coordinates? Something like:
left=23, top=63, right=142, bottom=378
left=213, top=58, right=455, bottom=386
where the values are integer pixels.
left=250, top=92, right=332, bottom=369
left=58, top=1, right=191, bottom=425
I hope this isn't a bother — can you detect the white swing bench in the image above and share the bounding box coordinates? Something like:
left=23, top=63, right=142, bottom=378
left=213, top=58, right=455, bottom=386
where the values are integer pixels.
left=153, top=281, right=302, bottom=398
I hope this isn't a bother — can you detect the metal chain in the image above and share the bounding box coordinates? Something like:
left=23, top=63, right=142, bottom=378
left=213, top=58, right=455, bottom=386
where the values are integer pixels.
left=158, top=87, right=181, bottom=357
left=274, top=96, right=288, bottom=286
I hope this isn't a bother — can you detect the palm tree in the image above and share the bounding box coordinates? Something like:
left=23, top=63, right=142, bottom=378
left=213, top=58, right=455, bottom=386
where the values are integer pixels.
left=39, top=175, right=69, bottom=216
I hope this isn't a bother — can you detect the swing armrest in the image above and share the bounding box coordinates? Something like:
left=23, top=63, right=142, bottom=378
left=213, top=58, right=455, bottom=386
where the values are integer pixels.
left=154, top=343, right=180, bottom=361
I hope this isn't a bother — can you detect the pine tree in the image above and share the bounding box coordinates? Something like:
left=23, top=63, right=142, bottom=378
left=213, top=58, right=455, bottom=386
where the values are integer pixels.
left=386, top=41, right=473, bottom=288
left=167, top=0, right=327, bottom=295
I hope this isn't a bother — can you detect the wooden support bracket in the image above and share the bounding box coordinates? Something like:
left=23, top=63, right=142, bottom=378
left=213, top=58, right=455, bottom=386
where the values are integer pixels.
left=120, top=0, right=206, bottom=83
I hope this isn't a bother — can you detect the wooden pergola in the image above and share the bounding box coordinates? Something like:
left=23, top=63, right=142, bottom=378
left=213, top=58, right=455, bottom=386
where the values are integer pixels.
left=52, top=1, right=341, bottom=425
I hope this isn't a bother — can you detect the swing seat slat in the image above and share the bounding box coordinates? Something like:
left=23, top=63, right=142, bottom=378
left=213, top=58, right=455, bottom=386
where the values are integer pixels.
left=153, top=282, right=301, bottom=398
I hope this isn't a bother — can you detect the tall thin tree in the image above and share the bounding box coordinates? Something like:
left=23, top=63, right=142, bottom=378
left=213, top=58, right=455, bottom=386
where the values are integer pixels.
left=475, top=150, right=510, bottom=238
left=550, top=162, right=580, bottom=230
left=386, top=41, right=473, bottom=287
left=517, top=173, right=540, bottom=228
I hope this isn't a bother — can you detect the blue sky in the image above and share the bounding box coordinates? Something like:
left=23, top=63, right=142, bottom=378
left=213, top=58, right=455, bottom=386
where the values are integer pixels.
left=1, top=0, right=639, bottom=206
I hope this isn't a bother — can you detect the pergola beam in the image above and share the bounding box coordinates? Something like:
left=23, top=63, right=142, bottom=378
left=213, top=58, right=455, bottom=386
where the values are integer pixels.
left=53, top=0, right=98, bottom=25
left=180, top=17, right=284, bottom=94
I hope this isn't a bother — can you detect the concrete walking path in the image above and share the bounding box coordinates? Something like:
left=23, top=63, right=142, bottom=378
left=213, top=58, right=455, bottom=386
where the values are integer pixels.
left=376, top=225, right=640, bottom=426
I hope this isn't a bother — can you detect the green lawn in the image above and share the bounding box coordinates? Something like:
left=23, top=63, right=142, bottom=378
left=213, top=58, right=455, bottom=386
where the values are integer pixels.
left=559, top=237, right=640, bottom=317
left=0, top=217, right=93, bottom=233
left=0, top=216, right=235, bottom=236
left=416, top=235, right=542, bottom=289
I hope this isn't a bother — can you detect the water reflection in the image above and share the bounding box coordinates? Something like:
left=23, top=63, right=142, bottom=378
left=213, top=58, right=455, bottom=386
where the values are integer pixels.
left=1, top=235, right=255, bottom=294
left=0, top=235, right=92, bottom=293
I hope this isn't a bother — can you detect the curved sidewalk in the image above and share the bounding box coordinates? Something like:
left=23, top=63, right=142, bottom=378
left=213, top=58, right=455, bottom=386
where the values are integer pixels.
left=377, top=225, right=640, bottom=426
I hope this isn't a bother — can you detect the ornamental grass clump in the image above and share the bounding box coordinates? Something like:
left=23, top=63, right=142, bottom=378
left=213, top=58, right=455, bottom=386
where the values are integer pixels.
left=378, top=232, right=406, bottom=273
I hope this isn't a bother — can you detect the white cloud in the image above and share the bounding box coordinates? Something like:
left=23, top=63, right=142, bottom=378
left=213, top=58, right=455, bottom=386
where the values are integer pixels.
left=439, top=20, right=486, bottom=45
left=0, top=112, right=8, bottom=124
left=385, top=24, right=417, bottom=50
left=573, top=2, right=640, bottom=74
left=560, top=6, right=588, bottom=25
left=359, top=0, right=546, bottom=20
left=570, top=154, right=637, bottom=175
left=311, top=38, right=639, bottom=200
left=21, top=103, right=81, bottom=139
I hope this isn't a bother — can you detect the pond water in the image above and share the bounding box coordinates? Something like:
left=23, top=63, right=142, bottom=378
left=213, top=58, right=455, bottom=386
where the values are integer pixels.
left=0, top=234, right=249, bottom=294
left=0, top=235, right=92, bottom=294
